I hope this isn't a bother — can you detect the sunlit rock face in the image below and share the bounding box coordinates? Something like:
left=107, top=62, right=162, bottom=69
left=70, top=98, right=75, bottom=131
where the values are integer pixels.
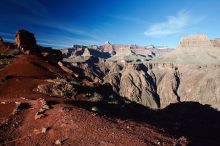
left=102, top=41, right=114, bottom=53
left=178, top=34, right=213, bottom=49
left=153, top=34, right=220, bottom=64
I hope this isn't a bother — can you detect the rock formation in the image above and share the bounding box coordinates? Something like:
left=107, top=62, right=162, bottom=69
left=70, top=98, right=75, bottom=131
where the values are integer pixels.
left=178, top=34, right=213, bottom=48
left=14, top=29, right=63, bottom=63
left=82, top=48, right=91, bottom=57
left=62, top=42, right=173, bottom=63
left=154, top=34, right=220, bottom=64
left=102, top=41, right=114, bottom=53
left=15, top=29, right=37, bottom=53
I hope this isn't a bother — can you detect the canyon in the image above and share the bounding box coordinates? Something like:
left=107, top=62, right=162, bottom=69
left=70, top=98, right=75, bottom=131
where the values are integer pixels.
left=62, top=34, right=220, bottom=110
left=0, top=30, right=220, bottom=145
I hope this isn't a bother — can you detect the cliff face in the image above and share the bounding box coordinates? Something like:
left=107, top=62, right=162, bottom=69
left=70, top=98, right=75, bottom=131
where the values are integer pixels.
left=15, top=29, right=37, bottom=52
left=151, top=63, right=220, bottom=108
left=154, top=34, right=220, bottom=64
left=104, top=62, right=220, bottom=110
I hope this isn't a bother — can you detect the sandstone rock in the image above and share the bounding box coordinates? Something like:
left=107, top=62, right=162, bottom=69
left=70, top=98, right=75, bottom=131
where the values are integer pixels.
left=102, top=41, right=114, bottom=53
left=41, top=127, right=48, bottom=133
left=82, top=48, right=91, bottom=57
left=179, top=34, right=213, bottom=48
left=154, top=34, right=220, bottom=64
left=15, top=29, right=37, bottom=52
left=55, top=140, right=62, bottom=145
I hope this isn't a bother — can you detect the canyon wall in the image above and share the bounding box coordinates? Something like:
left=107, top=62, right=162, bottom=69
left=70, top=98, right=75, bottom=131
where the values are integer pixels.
left=104, top=62, right=220, bottom=110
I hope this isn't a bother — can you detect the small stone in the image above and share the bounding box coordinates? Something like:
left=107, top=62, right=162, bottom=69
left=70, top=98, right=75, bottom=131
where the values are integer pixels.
left=91, top=106, right=99, bottom=112
left=55, top=140, right=61, bottom=145
left=41, top=127, right=48, bottom=133
left=15, top=102, right=21, bottom=105
left=20, top=97, right=26, bottom=100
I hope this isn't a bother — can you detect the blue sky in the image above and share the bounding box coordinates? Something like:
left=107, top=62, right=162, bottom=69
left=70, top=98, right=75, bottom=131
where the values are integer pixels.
left=0, top=0, right=220, bottom=48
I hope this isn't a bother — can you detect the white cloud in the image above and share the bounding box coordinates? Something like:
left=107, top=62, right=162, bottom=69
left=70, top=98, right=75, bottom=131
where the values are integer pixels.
left=144, top=10, right=199, bottom=37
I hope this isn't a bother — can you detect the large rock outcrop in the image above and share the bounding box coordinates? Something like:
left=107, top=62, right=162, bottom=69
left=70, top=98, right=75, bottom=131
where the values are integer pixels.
left=154, top=34, right=220, bottom=64
left=178, top=34, right=213, bottom=48
left=14, top=29, right=63, bottom=63
left=15, top=29, right=37, bottom=53
left=102, top=41, right=114, bottom=53
left=82, top=48, right=91, bottom=57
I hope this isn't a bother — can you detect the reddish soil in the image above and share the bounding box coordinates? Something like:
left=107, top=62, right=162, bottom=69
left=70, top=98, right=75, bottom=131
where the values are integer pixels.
left=0, top=55, right=63, bottom=99
left=0, top=55, right=63, bottom=79
left=0, top=99, right=177, bottom=146
left=0, top=102, right=16, bottom=122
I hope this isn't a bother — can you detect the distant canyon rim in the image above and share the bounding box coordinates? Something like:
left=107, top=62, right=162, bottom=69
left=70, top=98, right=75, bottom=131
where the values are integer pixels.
left=61, top=34, right=220, bottom=110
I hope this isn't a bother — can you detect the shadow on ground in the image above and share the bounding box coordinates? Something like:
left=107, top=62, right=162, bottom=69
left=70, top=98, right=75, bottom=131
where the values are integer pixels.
left=42, top=78, right=220, bottom=146
left=65, top=99, right=220, bottom=146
